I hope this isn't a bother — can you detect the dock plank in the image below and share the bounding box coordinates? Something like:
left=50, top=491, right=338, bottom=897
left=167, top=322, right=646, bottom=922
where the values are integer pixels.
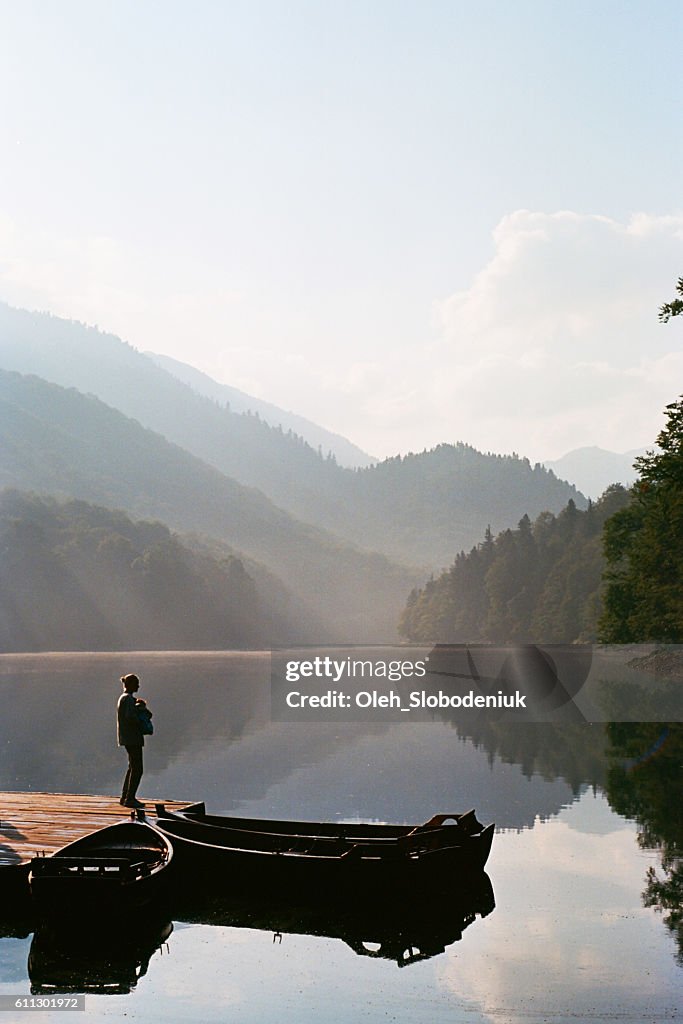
left=0, top=792, right=193, bottom=866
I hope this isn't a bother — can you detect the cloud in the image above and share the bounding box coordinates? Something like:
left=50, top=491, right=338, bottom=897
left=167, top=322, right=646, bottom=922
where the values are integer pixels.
left=441, top=210, right=682, bottom=364
left=437, top=799, right=678, bottom=1023
left=429, top=210, right=683, bottom=458
left=0, top=208, right=681, bottom=461
left=221, top=209, right=683, bottom=460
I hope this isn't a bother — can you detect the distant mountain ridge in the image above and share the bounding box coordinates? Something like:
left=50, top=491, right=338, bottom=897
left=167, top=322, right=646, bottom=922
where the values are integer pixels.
left=543, top=446, right=646, bottom=499
left=147, top=350, right=376, bottom=468
left=0, top=369, right=415, bottom=642
left=0, top=302, right=585, bottom=569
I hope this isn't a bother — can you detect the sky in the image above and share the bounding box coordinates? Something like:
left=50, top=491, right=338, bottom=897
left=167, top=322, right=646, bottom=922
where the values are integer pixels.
left=0, top=0, right=681, bottom=461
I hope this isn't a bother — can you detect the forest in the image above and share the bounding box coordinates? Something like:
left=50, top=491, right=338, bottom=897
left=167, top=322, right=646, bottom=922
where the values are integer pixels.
left=0, top=367, right=414, bottom=643
left=0, top=491, right=289, bottom=650
left=399, top=487, right=630, bottom=644
left=400, top=391, right=683, bottom=647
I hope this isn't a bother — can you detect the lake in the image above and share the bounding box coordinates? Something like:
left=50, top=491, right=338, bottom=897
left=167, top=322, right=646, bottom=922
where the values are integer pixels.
left=0, top=652, right=680, bottom=1023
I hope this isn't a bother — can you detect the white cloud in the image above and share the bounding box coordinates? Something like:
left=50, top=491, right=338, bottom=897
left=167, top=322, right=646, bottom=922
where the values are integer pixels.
left=437, top=800, right=678, bottom=1023
left=214, top=209, right=683, bottom=459
left=428, top=210, right=683, bottom=459
left=441, top=210, right=681, bottom=363
left=0, top=208, right=681, bottom=461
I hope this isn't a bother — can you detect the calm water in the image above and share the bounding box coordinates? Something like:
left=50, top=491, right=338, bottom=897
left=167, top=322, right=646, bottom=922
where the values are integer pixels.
left=0, top=652, right=680, bottom=1023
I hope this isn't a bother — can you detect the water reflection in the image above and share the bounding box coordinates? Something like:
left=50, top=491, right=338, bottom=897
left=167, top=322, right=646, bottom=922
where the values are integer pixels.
left=0, top=652, right=271, bottom=797
left=171, top=871, right=494, bottom=969
left=3, top=799, right=675, bottom=1022
left=28, top=918, right=173, bottom=995
left=438, top=795, right=680, bottom=1024
left=169, top=872, right=491, bottom=966
left=0, top=650, right=679, bottom=1017
left=0, top=652, right=592, bottom=830
left=606, top=722, right=683, bottom=966
left=0, top=872, right=494, bottom=994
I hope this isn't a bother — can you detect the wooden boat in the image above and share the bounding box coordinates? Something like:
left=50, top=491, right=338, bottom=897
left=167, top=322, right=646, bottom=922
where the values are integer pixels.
left=28, top=820, right=173, bottom=921
left=157, top=801, right=488, bottom=845
left=153, top=809, right=494, bottom=896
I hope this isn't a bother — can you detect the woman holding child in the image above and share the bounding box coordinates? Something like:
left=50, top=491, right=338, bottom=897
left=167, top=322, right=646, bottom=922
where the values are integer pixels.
left=117, top=673, right=153, bottom=809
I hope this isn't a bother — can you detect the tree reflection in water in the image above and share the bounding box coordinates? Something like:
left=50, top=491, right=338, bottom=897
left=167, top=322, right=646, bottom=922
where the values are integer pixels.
left=605, top=722, right=683, bottom=966
left=440, top=700, right=681, bottom=968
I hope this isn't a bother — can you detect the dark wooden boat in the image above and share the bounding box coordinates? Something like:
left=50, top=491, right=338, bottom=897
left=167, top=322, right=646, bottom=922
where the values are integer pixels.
left=28, top=820, right=173, bottom=921
left=154, top=810, right=494, bottom=896
left=157, top=801, right=488, bottom=845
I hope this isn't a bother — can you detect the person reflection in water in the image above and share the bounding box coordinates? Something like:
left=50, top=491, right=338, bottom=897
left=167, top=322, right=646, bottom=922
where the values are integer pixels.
left=117, top=673, right=151, bottom=809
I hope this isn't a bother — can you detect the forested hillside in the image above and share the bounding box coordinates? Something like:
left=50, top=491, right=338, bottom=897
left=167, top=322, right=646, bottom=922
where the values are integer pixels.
left=0, top=303, right=584, bottom=568
left=0, top=491, right=293, bottom=650
left=338, top=443, right=583, bottom=567
left=0, top=369, right=415, bottom=642
left=399, top=487, right=630, bottom=643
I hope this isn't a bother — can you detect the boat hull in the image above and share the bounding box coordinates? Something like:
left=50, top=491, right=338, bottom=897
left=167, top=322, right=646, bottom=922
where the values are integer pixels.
left=29, top=821, right=173, bottom=922
left=156, top=816, right=494, bottom=898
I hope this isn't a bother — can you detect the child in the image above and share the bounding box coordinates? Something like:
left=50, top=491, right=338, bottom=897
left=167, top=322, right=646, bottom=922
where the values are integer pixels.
left=135, top=698, right=154, bottom=735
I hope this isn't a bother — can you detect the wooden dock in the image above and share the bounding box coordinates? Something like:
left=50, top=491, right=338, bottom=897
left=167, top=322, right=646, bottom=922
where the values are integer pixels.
left=0, top=791, right=191, bottom=869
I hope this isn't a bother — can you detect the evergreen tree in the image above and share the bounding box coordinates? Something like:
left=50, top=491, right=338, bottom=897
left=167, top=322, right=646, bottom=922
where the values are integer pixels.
left=600, top=396, right=683, bottom=642
left=658, top=276, right=683, bottom=322
left=399, top=487, right=629, bottom=643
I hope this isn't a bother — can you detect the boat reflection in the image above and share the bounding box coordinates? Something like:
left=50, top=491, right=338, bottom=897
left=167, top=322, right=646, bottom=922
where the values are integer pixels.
left=11, top=858, right=495, bottom=989
left=170, top=870, right=495, bottom=967
left=0, top=876, right=32, bottom=939
left=28, top=917, right=173, bottom=995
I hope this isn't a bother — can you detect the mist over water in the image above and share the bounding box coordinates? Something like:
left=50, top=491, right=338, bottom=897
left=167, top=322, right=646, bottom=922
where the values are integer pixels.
left=0, top=652, right=582, bottom=828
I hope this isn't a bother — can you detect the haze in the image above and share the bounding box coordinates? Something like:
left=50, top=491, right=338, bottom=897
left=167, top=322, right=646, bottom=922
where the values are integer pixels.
left=0, top=0, right=681, bottom=460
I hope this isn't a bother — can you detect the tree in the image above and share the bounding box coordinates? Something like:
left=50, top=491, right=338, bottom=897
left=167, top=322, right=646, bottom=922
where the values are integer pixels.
left=600, top=280, right=683, bottom=643
left=599, top=396, right=683, bottom=642
left=659, top=276, right=683, bottom=323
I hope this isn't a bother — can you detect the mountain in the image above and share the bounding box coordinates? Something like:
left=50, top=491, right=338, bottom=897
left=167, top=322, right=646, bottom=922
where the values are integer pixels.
left=0, top=369, right=416, bottom=642
left=321, top=444, right=586, bottom=568
left=146, top=350, right=376, bottom=468
left=543, top=446, right=646, bottom=499
left=0, top=302, right=585, bottom=570
left=0, top=491, right=299, bottom=650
